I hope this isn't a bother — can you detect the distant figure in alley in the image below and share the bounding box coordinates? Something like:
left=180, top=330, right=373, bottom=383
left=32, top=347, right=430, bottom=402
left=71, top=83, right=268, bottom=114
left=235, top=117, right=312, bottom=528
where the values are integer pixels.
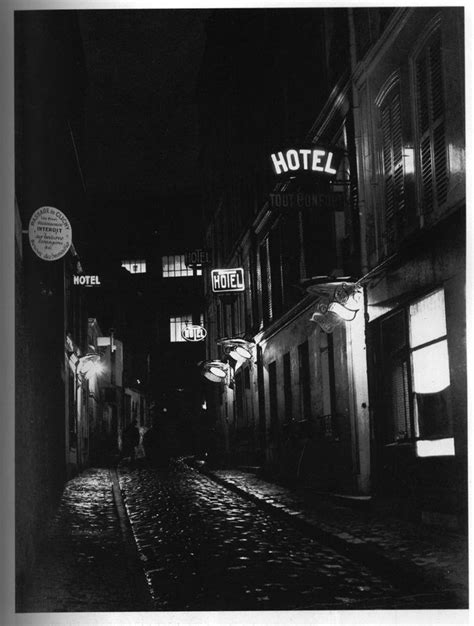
left=121, top=419, right=140, bottom=464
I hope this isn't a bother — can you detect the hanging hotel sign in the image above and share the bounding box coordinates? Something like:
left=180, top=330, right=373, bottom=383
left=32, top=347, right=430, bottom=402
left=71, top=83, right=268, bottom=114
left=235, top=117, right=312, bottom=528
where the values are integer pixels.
left=29, top=206, right=72, bottom=261
left=211, top=268, right=245, bottom=293
left=182, top=324, right=207, bottom=342
left=185, top=248, right=211, bottom=267
left=73, top=275, right=102, bottom=286
left=270, top=147, right=342, bottom=178
left=269, top=192, right=345, bottom=211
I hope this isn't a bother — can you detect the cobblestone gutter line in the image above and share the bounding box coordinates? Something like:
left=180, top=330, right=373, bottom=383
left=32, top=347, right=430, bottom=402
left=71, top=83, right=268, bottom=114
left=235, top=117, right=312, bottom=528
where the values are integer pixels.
left=109, top=468, right=154, bottom=610
left=189, top=462, right=467, bottom=608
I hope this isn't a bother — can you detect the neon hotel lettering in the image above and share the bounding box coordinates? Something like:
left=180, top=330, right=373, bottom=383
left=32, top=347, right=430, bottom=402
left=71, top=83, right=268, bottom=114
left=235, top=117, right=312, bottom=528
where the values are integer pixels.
left=270, top=148, right=337, bottom=176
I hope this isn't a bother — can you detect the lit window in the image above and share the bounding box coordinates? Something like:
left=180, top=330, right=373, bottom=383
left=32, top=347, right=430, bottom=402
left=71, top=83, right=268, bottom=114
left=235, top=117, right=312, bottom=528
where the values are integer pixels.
left=162, top=254, right=202, bottom=278
left=122, top=260, right=146, bottom=274
left=379, top=288, right=453, bottom=456
left=169, top=314, right=204, bottom=342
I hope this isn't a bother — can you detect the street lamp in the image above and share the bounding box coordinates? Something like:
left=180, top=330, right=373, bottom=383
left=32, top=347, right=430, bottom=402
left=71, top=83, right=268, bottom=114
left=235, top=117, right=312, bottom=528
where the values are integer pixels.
left=217, top=338, right=255, bottom=370
left=301, top=277, right=363, bottom=333
left=77, top=352, right=103, bottom=379
left=199, top=360, right=230, bottom=383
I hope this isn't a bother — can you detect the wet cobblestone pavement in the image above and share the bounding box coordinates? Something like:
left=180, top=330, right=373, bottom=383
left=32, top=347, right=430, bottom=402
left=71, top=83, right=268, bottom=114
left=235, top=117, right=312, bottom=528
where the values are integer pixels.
left=118, top=462, right=460, bottom=611
left=18, top=462, right=467, bottom=614
left=210, top=467, right=469, bottom=606
left=20, top=468, right=150, bottom=612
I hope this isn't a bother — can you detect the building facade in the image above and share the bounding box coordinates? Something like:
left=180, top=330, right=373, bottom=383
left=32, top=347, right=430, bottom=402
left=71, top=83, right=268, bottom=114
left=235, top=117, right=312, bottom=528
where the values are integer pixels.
left=198, top=7, right=466, bottom=527
left=351, top=7, right=466, bottom=527
left=15, top=10, right=91, bottom=603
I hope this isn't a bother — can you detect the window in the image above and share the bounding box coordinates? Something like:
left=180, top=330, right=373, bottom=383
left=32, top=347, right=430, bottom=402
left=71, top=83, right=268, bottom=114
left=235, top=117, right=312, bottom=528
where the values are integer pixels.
left=414, top=28, right=448, bottom=213
left=409, top=290, right=452, bottom=445
left=380, top=84, right=405, bottom=244
left=169, top=314, right=192, bottom=342
left=162, top=254, right=202, bottom=278
left=298, top=341, right=311, bottom=420
left=379, top=288, right=453, bottom=456
left=268, top=361, right=278, bottom=434
left=259, top=237, right=272, bottom=324
left=122, top=259, right=146, bottom=274
left=283, top=352, right=292, bottom=420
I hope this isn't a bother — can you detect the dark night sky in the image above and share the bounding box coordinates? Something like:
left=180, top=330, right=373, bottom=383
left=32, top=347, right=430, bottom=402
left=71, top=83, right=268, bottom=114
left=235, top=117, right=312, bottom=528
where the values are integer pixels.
left=74, top=9, right=212, bottom=266
left=79, top=10, right=209, bottom=197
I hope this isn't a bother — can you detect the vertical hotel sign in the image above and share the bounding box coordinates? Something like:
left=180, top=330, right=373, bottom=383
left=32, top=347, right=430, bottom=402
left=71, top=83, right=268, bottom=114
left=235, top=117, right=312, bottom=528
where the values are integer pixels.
left=29, top=206, right=72, bottom=261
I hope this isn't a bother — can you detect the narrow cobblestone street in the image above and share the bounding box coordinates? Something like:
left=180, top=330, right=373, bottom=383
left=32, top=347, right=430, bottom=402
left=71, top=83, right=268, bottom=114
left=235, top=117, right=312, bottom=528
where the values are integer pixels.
left=118, top=461, right=464, bottom=611
left=18, top=461, right=467, bottom=615
left=20, top=468, right=151, bottom=613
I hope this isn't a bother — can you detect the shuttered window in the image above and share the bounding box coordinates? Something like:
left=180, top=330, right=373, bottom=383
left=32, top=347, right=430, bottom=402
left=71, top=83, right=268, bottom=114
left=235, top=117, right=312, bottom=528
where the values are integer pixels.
left=380, top=86, right=405, bottom=245
left=381, top=311, right=412, bottom=443
left=269, top=225, right=284, bottom=318
left=283, top=352, right=292, bottom=419
left=268, top=361, right=278, bottom=434
left=259, top=237, right=272, bottom=324
left=298, top=341, right=311, bottom=420
left=415, top=30, right=448, bottom=213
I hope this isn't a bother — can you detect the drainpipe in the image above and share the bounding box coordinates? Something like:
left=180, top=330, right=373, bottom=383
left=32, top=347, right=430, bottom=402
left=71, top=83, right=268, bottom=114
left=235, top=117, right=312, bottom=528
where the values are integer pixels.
left=348, top=8, right=368, bottom=278
left=348, top=9, right=371, bottom=495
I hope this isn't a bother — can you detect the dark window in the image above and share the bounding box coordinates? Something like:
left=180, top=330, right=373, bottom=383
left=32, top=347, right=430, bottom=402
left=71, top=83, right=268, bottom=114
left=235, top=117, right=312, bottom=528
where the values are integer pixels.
left=283, top=352, right=292, bottom=419
left=268, top=360, right=278, bottom=433
left=280, top=212, right=301, bottom=309
left=298, top=341, right=311, bottom=420
left=260, top=237, right=272, bottom=324
left=269, top=225, right=284, bottom=317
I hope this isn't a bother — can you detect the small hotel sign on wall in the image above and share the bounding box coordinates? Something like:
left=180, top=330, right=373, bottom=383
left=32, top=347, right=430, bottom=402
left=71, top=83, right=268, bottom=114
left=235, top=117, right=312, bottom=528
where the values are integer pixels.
left=211, top=268, right=245, bottom=293
left=73, top=275, right=101, bottom=286
left=182, top=325, right=207, bottom=342
left=270, top=147, right=341, bottom=177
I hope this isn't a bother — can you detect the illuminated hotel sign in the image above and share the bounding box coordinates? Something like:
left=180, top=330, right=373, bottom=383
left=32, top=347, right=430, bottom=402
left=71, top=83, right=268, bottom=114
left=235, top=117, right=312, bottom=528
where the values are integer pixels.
left=185, top=248, right=211, bottom=267
left=182, top=324, right=207, bottom=342
left=73, top=275, right=101, bottom=286
left=211, top=268, right=245, bottom=293
left=270, top=147, right=341, bottom=177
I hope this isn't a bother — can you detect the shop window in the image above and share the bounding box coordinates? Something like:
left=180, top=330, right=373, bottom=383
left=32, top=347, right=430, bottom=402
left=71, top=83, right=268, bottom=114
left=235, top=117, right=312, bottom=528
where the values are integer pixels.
left=122, top=259, right=146, bottom=274
left=380, top=288, right=453, bottom=455
left=162, top=254, right=202, bottom=278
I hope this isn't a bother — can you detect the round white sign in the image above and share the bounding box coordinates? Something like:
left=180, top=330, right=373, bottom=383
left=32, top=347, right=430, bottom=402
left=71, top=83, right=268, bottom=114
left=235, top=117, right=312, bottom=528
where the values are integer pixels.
left=29, top=206, right=72, bottom=261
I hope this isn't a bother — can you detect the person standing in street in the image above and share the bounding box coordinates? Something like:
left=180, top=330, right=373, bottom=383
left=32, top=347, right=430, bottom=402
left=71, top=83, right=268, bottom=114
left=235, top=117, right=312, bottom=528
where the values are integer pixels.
left=121, top=419, right=140, bottom=464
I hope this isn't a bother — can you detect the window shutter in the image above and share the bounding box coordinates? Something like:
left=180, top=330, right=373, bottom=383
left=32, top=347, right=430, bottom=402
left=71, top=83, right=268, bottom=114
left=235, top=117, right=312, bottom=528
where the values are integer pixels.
left=416, top=30, right=447, bottom=213
left=259, top=238, right=272, bottom=325
left=381, top=88, right=404, bottom=245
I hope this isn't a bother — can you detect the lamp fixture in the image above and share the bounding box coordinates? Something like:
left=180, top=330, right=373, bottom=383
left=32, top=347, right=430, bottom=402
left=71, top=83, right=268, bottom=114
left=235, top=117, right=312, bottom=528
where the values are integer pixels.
left=302, top=277, right=362, bottom=332
left=217, top=338, right=255, bottom=360
left=216, top=337, right=255, bottom=371
left=199, top=360, right=230, bottom=383
left=77, top=352, right=103, bottom=379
